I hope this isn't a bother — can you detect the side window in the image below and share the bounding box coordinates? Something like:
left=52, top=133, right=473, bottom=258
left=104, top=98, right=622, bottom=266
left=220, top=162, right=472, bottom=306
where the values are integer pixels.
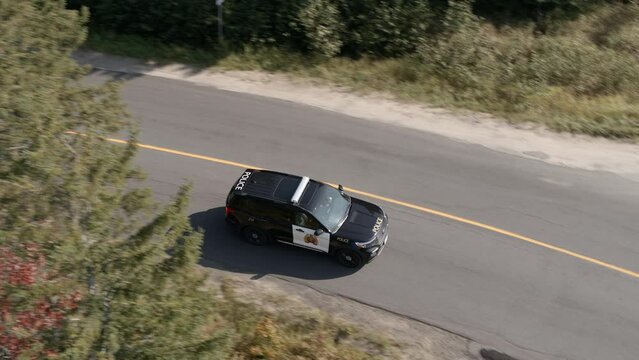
left=293, top=211, right=319, bottom=229
left=237, top=198, right=263, bottom=217
left=270, top=205, right=292, bottom=224
left=237, top=198, right=286, bottom=221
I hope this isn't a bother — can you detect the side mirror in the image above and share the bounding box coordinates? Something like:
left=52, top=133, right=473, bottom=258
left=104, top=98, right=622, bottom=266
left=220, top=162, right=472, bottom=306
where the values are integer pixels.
left=314, top=229, right=324, bottom=236
left=338, top=184, right=344, bottom=193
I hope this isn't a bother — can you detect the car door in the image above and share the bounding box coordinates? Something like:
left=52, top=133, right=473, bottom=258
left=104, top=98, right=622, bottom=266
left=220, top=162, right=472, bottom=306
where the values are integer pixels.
left=267, top=203, right=294, bottom=241
left=236, top=197, right=270, bottom=226
left=291, top=211, right=330, bottom=253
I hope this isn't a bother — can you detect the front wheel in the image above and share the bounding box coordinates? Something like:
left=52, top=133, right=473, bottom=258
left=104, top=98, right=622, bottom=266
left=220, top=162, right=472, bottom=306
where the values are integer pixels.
left=335, top=249, right=364, bottom=268
left=242, top=227, right=270, bottom=246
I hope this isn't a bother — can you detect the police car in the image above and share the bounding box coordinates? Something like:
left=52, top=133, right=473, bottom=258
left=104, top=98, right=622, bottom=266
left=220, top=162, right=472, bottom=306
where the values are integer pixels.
left=225, top=169, right=389, bottom=268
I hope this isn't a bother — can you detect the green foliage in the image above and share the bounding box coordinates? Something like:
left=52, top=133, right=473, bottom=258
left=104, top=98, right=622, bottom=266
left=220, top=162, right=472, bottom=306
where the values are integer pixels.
left=443, top=0, right=479, bottom=32
left=74, top=0, right=438, bottom=57
left=473, top=0, right=605, bottom=24
left=69, top=0, right=218, bottom=46
left=2, top=3, right=401, bottom=360
left=602, top=21, right=639, bottom=58
left=85, top=12, right=639, bottom=140
left=337, top=0, right=435, bottom=57
left=417, top=33, right=638, bottom=135
left=298, top=0, right=344, bottom=57
left=569, top=2, right=639, bottom=59
left=527, top=36, right=639, bottom=96
left=418, top=1, right=488, bottom=93
left=224, top=0, right=306, bottom=49
left=71, top=0, right=626, bottom=58
left=414, top=2, right=639, bottom=137
left=1, top=1, right=232, bottom=358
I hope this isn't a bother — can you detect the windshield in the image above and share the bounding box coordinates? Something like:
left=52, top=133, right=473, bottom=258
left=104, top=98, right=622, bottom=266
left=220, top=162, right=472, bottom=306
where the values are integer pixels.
left=304, top=184, right=351, bottom=233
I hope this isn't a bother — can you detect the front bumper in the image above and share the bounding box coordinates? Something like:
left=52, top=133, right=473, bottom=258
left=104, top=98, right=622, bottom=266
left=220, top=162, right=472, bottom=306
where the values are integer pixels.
left=365, top=228, right=388, bottom=263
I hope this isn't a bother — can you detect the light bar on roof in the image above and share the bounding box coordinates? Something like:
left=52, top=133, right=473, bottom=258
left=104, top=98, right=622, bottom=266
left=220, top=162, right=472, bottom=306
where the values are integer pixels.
left=290, top=176, right=310, bottom=204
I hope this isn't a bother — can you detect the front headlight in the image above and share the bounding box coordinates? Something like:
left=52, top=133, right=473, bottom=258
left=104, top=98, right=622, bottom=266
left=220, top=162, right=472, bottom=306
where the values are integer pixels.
left=355, top=238, right=376, bottom=248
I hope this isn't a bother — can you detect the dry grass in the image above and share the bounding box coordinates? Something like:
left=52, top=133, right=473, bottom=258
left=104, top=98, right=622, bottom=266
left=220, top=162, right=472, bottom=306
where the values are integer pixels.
left=216, top=278, right=400, bottom=360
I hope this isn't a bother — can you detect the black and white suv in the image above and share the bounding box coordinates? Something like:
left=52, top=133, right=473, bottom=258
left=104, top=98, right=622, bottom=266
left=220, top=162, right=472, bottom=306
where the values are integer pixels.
left=225, top=169, right=389, bottom=268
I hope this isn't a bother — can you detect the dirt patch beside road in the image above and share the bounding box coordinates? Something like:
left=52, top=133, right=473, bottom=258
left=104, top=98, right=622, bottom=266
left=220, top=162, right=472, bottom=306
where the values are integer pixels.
left=207, top=269, right=482, bottom=360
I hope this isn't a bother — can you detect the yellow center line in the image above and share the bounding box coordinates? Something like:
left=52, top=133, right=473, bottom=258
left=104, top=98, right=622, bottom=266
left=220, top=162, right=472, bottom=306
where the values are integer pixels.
left=103, top=135, right=639, bottom=281
left=339, top=186, right=639, bottom=279
left=107, top=137, right=263, bottom=170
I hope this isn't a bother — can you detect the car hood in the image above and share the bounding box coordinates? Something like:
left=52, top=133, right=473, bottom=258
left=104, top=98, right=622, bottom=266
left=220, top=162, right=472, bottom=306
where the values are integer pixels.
left=334, top=197, right=385, bottom=241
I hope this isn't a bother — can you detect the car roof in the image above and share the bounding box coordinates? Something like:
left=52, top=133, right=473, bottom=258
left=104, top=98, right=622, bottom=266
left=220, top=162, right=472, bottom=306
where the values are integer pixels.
left=235, top=169, right=320, bottom=204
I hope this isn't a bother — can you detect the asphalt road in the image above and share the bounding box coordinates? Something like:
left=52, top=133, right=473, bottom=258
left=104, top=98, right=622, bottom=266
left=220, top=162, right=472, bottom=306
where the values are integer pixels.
left=87, top=70, right=639, bottom=360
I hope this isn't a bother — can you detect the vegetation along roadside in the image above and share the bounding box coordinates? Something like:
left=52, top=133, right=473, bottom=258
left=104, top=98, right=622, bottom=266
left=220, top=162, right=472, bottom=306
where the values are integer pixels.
left=0, top=1, right=398, bottom=359
left=78, top=0, right=639, bottom=141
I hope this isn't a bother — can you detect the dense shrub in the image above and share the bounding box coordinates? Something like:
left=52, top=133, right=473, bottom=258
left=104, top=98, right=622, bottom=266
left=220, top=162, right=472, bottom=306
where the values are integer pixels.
left=71, top=0, right=624, bottom=56
left=224, top=0, right=306, bottom=49
left=69, top=0, right=218, bottom=46
left=418, top=1, right=510, bottom=99
left=578, top=3, right=639, bottom=60
left=527, top=36, right=639, bottom=96
left=337, top=0, right=435, bottom=57
left=72, top=0, right=439, bottom=57
left=298, top=0, right=344, bottom=57
left=419, top=1, right=639, bottom=99
left=474, top=0, right=606, bottom=24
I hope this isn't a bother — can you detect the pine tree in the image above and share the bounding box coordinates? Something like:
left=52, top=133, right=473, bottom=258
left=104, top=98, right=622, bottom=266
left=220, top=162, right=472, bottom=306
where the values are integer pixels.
left=0, top=243, right=82, bottom=359
left=0, top=1, right=230, bottom=358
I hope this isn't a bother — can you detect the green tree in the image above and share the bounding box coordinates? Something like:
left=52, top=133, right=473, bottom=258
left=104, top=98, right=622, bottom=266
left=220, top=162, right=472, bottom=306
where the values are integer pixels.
left=298, top=0, right=345, bottom=57
left=68, top=0, right=218, bottom=46
left=0, top=243, right=82, bottom=359
left=0, top=1, right=230, bottom=358
left=473, top=0, right=606, bottom=24
left=337, top=0, right=434, bottom=57
left=224, top=0, right=307, bottom=49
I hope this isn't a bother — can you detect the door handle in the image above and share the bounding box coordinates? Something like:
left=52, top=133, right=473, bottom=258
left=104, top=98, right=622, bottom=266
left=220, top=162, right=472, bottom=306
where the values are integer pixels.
left=295, top=229, right=305, bottom=233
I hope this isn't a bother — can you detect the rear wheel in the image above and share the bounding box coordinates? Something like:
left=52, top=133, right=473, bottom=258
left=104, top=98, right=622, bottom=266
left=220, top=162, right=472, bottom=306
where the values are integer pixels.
left=242, top=227, right=270, bottom=246
left=336, top=249, right=364, bottom=268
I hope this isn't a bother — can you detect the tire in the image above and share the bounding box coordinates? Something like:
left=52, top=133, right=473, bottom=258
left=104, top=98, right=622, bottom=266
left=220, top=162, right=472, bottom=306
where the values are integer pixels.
left=335, top=249, right=364, bottom=268
left=242, top=226, right=270, bottom=246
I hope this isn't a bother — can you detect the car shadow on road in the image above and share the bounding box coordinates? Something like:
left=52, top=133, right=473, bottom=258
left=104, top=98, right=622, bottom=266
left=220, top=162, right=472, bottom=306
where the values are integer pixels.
left=190, top=207, right=359, bottom=280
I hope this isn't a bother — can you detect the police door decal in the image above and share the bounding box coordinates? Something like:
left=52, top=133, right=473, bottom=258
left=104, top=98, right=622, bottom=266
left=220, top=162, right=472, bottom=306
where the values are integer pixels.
left=292, top=225, right=330, bottom=253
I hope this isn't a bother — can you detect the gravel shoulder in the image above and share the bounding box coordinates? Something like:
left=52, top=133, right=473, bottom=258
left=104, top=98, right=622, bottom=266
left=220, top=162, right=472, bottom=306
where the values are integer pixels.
left=205, top=267, right=483, bottom=360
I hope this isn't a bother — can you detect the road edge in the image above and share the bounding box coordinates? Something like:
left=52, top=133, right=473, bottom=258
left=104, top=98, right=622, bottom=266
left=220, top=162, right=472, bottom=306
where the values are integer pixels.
left=74, top=50, right=639, bottom=182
